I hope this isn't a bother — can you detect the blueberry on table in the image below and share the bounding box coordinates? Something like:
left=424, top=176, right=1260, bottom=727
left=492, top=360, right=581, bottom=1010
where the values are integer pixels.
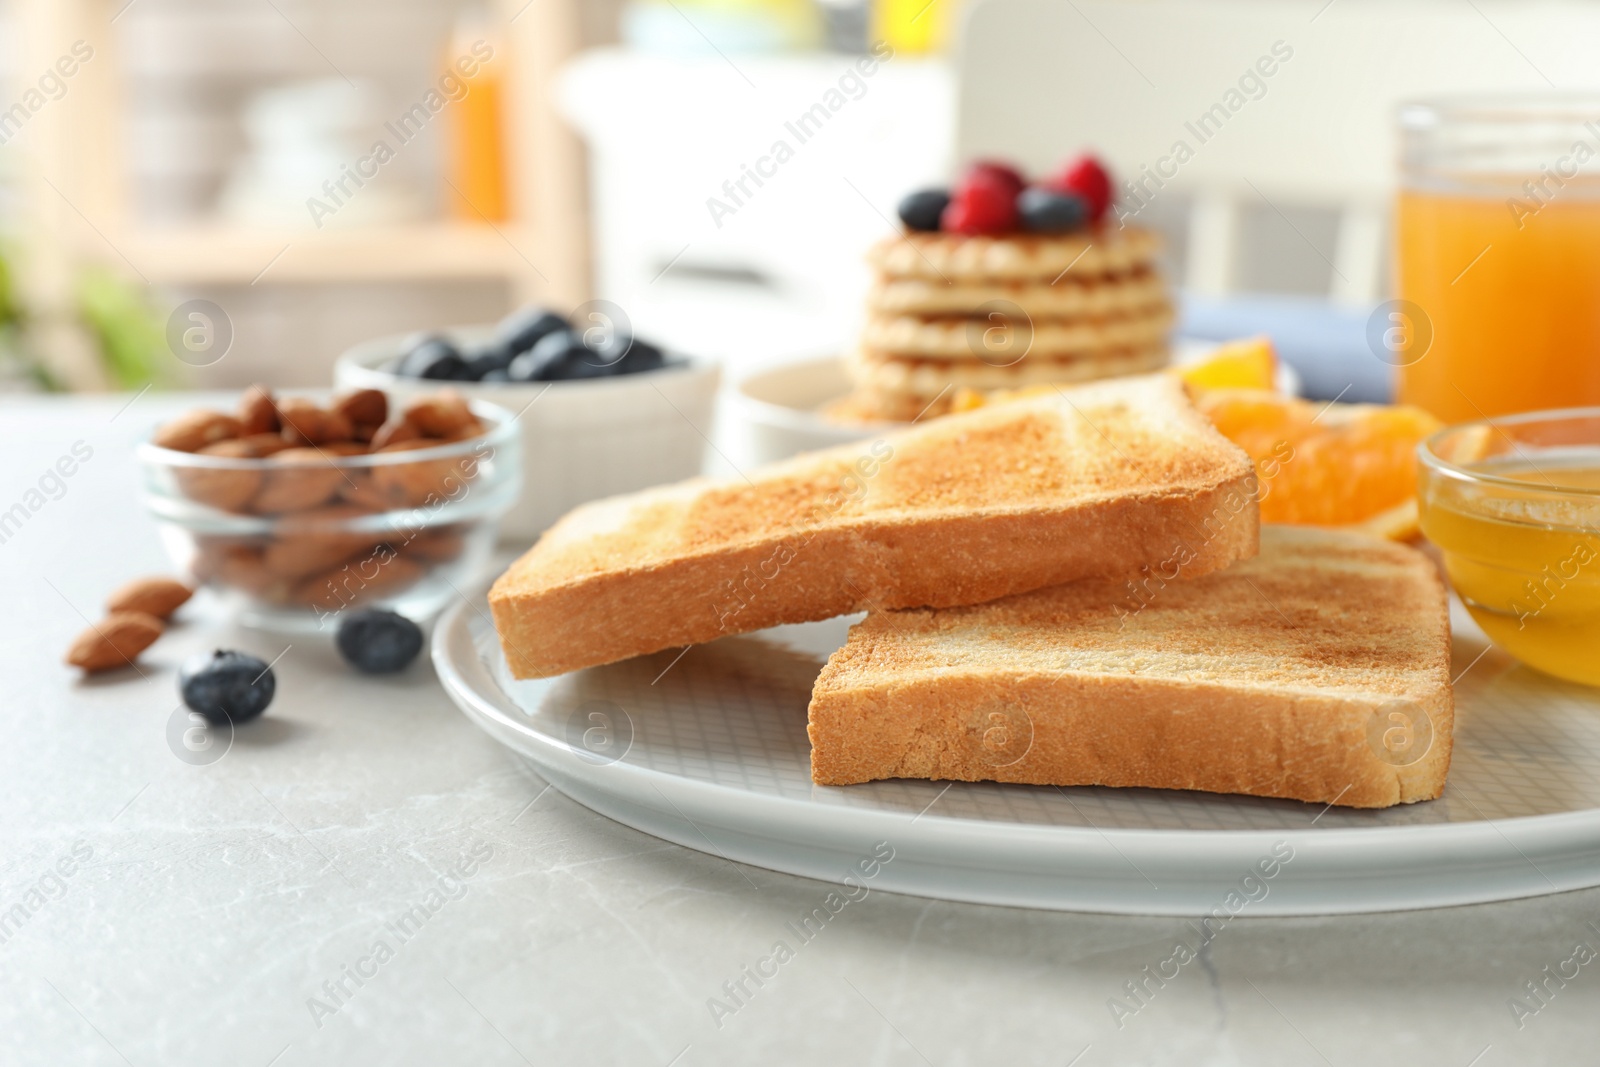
left=1018, top=187, right=1088, bottom=233
left=179, top=650, right=275, bottom=724
left=586, top=331, right=626, bottom=368
left=396, top=335, right=470, bottom=380
left=508, top=330, right=605, bottom=381
left=546, top=347, right=613, bottom=380
left=611, top=338, right=667, bottom=375
left=496, top=307, right=570, bottom=356
left=462, top=341, right=513, bottom=380
left=336, top=610, right=423, bottom=674
left=504, top=353, right=540, bottom=382
left=507, top=330, right=571, bottom=381
left=897, top=188, right=951, bottom=232
left=589, top=333, right=663, bottom=374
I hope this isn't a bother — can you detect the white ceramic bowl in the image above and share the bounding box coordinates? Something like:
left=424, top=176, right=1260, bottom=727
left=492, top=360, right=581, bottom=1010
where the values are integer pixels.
left=727, top=345, right=1304, bottom=468
left=725, top=355, right=883, bottom=467
left=337, top=328, right=720, bottom=541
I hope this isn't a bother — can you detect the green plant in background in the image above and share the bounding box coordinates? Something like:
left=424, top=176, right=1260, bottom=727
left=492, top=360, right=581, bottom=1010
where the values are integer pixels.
left=0, top=243, right=166, bottom=391
left=76, top=266, right=166, bottom=389
left=0, top=243, right=63, bottom=391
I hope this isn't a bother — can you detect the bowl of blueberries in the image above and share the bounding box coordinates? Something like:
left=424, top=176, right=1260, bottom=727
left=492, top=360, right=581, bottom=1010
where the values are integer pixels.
left=336, top=302, right=720, bottom=540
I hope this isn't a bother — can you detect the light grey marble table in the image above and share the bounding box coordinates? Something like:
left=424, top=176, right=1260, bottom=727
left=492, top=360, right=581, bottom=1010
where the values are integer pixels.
left=2, top=394, right=1596, bottom=1067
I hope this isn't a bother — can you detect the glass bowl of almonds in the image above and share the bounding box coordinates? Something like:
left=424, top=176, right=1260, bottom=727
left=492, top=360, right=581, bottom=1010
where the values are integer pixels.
left=137, top=385, right=520, bottom=630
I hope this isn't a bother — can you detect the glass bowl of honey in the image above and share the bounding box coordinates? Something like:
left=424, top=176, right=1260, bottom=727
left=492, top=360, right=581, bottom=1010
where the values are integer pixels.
left=1420, top=409, right=1600, bottom=685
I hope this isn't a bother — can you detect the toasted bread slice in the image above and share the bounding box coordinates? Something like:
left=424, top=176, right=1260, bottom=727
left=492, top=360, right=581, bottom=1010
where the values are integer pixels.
left=808, top=526, right=1452, bottom=808
left=490, top=374, right=1258, bottom=679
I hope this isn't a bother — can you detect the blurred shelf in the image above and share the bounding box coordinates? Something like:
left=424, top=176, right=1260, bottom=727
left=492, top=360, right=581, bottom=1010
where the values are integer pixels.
left=20, top=0, right=588, bottom=387
left=113, top=222, right=544, bottom=286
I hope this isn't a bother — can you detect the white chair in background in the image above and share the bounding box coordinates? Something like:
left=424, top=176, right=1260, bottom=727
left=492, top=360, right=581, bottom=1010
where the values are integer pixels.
left=956, top=0, right=1600, bottom=398
left=959, top=0, right=1600, bottom=302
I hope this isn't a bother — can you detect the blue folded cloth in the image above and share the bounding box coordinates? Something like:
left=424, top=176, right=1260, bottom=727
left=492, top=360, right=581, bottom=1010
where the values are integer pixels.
left=1179, top=292, right=1395, bottom=403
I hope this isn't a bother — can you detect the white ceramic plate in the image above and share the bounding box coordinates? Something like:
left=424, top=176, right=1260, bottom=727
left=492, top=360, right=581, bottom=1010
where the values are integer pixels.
left=434, top=593, right=1600, bottom=915
left=726, top=344, right=1302, bottom=468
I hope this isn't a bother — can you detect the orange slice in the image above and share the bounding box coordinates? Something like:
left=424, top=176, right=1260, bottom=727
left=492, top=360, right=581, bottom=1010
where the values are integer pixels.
left=1196, top=389, right=1443, bottom=539
left=949, top=336, right=1278, bottom=416
left=1174, top=336, right=1277, bottom=392
left=945, top=352, right=1436, bottom=540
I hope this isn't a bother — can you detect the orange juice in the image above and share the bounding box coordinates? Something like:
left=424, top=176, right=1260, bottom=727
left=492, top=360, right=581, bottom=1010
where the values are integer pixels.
left=1397, top=187, right=1600, bottom=424
left=445, top=20, right=508, bottom=222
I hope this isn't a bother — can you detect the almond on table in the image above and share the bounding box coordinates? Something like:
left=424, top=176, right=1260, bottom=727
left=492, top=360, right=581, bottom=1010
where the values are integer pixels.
left=332, top=388, right=388, bottom=428
left=177, top=442, right=264, bottom=511
left=105, top=577, right=193, bottom=620
left=65, top=612, right=164, bottom=673
left=339, top=473, right=397, bottom=512
left=370, top=420, right=422, bottom=449
left=298, top=554, right=424, bottom=613
left=372, top=438, right=469, bottom=506
left=277, top=397, right=353, bottom=446
left=252, top=448, right=346, bottom=513
left=194, top=539, right=287, bottom=601
left=403, top=391, right=477, bottom=437
left=143, top=385, right=497, bottom=621
left=234, top=433, right=294, bottom=458
left=153, top=410, right=240, bottom=453
left=263, top=527, right=385, bottom=580
left=237, top=384, right=279, bottom=435
left=401, top=526, right=465, bottom=563
left=156, top=388, right=487, bottom=515
left=319, top=409, right=356, bottom=444
left=196, top=439, right=261, bottom=460
left=441, top=419, right=488, bottom=442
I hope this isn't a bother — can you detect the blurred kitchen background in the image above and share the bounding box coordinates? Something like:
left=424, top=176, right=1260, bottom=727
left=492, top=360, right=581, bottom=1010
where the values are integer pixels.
left=2, top=0, right=1593, bottom=400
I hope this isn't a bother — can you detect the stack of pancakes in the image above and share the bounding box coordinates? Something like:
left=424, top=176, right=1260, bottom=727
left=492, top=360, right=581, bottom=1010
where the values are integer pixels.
left=835, top=225, right=1174, bottom=422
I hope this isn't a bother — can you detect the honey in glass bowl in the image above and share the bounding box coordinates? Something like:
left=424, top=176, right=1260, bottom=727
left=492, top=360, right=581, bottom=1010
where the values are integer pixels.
left=1419, top=410, right=1600, bottom=685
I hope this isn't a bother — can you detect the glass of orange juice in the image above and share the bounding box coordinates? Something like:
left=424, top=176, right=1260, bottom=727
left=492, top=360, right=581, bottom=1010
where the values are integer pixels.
left=1395, top=98, right=1600, bottom=425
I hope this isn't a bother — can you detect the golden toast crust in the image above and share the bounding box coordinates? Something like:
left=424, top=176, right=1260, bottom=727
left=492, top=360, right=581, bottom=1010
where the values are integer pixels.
left=490, top=374, right=1258, bottom=679
left=807, top=526, right=1453, bottom=808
